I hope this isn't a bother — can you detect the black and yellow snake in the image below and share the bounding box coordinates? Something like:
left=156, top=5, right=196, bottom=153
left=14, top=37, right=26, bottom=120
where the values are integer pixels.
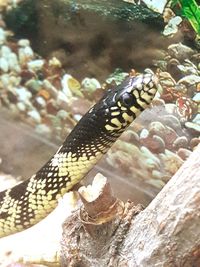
left=0, top=71, right=158, bottom=238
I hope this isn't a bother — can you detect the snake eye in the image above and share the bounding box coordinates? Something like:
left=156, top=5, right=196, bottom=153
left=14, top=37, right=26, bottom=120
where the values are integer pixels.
left=120, top=93, right=135, bottom=107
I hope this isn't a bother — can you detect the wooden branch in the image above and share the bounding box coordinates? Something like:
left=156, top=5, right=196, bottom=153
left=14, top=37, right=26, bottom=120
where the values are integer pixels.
left=61, top=144, right=200, bottom=267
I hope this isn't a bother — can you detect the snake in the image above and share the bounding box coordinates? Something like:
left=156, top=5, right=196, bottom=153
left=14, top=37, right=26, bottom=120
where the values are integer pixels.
left=0, top=71, right=158, bottom=238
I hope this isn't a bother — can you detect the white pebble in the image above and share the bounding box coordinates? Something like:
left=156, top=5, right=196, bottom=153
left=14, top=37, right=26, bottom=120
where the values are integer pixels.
left=0, top=28, right=6, bottom=44
left=81, top=77, right=101, bottom=92
left=140, top=128, right=149, bottom=139
left=18, top=39, right=30, bottom=47
left=193, top=93, right=200, bottom=103
left=27, top=59, right=44, bottom=71
left=35, top=96, right=46, bottom=108
left=27, top=109, right=42, bottom=124
left=0, top=57, right=9, bottom=72
left=15, top=87, right=32, bottom=104
left=0, top=45, right=12, bottom=58
left=74, top=114, right=82, bottom=121
left=8, top=53, right=21, bottom=72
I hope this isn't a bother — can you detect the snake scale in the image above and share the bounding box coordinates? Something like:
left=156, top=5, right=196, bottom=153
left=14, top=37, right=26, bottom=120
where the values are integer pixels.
left=0, top=71, right=158, bottom=238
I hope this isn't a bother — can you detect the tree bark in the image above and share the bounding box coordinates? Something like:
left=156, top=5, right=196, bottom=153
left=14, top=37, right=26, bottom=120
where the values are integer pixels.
left=61, top=144, right=200, bottom=267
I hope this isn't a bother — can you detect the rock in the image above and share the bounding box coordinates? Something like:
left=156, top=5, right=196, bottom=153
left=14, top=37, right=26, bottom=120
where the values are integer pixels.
left=0, top=45, right=12, bottom=58
left=140, top=135, right=165, bottom=154
left=149, top=121, right=166, bottom=136
left=57, top=110, right=69, bottom=120
left=18, top=39, right=30, bottom=47
left=27, top=59, right=44, bottom=71
left=193, top=93, right=200, bottom=103
left=35, top=124, right=51, bottom=138
left=25, top=78, right=43, bottom=94
left=163, top=126, right=178, bottom=150
left=140, top=128, right=149, bottom=139
left=56, top=91, right=69, bottom=109
left=120, top=130, right=139, bottom=144
left=173, top=136, right=188, bottom=150
left=43, top=79, right=58, bottom=98
left=160, top=149, right=184, bottom=175
left=27, top=109, right=42, bottom=124
left=15, top=87, right=32, bottom=105
left=106, top=68, right=128, bottom=85
left=61, top=74, right=81, bottom=98
left=168, top=43, right=194, bottom=61
left=46, top=99, right=59, bottom=115
left=81, top=77, right=101, bottom=93
left=74, top=114, right=82, bottom=121
left=160, top=114, right=182, bottom=132
left=0, top=28, right=6, bottom=44
left=7, top=52, right=21, bottom=72
left=34, top=96, right=46, bottom=109
left=0, top=57, right=8, bottom=72
left=140, top=146, right=161, bottom=167
left=18, top=47, right=34, bottom=64
left=192, top=113, right=200, bottom=124
left=16, top=102, right=26, bottom=112
left=190, top=137, right=200, bottom=150
left=185, top=122, right=200, bottom=135
left=177, top=148, right=192, bottom=161
left=163, top=16, right=182, bottom=36
left=164, top=103, right=177, bottom=115
left=177, top=74, right=200, bottom=85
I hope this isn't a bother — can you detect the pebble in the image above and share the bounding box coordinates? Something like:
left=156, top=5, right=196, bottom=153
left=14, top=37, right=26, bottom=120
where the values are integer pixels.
left=160, top=114, right=182, bottom=132
left=173, top=136, right=188, bottom=149
left=74, top=114, right=82, bottom=121
left=8, top=52, right=21, bottom=72
left=27, top=109, right=42, bottom=124
left=57, top=110, right=69, bottom=120
left=25, top=79, right=42, bottom=94
left=193, top=93, right=200, bottom=103
left=43, top=79, right=58, bottom=98
left=149, top=121, right=166, bottom=136
left=185, top=122, right=200, bottom=134
left=18, top=39, right=30, bottom=47
left=0, top=45, right=12, bottom=58
left=61, top=74, right=81, bottom=98
left=190, top=137, right=200, bottom=149
left=27, top=59, right=44, bottom=71
left=18, top=47, right=34, bottom=64
left=177, top=148, right=192, bottom=161
left=140, top=128, right=149, bottom=139
left=34, top=96, right=46, bottom=109
left=163, top=16, right=182, bottom=36
left=0, top=57, right=9, bottom=72
left=178, top=74, right=200, bottom=85
left=0, top=27, right=6, bottom=44
left=81, top=77, right=101, bottom=93
left=160, top=149, right=184, bottom=175
left=56, top=91, right=70, bottom=109
left=168, top=43, right=194, bottom=61
left=16, top=102, right=26, bottom=112
left=164, top=103, right=177, bottom=115
left=120, top=130, right=139, bottom=144
left=15, top=87, right=32, bottom=105
left=140, top=135, right=165, bottom=154
left=192, top=113, right=200, bottom=124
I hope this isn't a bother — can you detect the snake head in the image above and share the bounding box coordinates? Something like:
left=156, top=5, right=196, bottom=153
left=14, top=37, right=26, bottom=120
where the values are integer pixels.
left=101, top=72, right=159, bottom=132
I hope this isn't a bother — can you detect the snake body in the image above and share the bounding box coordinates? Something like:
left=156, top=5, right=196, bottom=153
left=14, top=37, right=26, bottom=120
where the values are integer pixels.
left=0, top=72, right=158, bottom=238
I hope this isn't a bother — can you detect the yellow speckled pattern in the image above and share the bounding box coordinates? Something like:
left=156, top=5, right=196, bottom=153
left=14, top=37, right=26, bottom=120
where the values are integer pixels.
left=0, top=72, right=158, bottom=237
